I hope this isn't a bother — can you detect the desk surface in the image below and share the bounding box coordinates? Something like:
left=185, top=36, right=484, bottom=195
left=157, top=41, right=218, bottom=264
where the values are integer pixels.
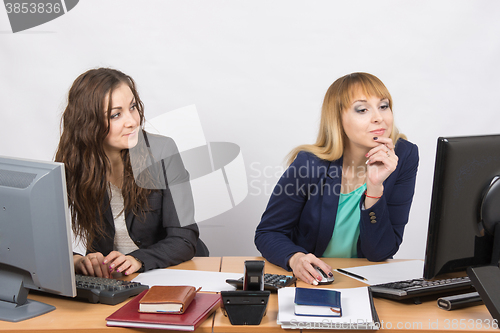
left=0, top=257, right=222, bottom=333
left=1, top=257, right=496, bottom=333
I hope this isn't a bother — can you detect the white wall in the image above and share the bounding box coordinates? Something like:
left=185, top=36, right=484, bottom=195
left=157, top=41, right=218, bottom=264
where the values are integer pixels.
left=1, top=0, right=500, bottom=259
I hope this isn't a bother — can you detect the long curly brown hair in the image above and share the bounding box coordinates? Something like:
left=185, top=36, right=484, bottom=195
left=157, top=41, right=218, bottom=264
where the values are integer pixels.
left=55, top=68, right=151, bottom=251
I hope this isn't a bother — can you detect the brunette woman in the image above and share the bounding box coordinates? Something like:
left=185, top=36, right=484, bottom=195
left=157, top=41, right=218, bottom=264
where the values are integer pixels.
left=56, top=68, right=200, bottom=277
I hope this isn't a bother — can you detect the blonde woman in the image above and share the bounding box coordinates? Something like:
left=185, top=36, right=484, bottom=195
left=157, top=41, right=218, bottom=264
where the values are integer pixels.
left=254, top=73, right=419, bottom=285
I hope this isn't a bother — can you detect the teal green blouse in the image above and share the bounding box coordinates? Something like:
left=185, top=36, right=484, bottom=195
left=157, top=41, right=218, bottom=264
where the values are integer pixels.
left=322, top=183, right=367, bottom=258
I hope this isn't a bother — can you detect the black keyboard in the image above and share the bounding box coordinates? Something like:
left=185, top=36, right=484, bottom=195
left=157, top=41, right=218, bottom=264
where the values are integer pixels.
left=75, top=274, right=149, bottom=305
left=226, top=273, right=296, bottom=292
left=369, top=276, right=474, bottom=301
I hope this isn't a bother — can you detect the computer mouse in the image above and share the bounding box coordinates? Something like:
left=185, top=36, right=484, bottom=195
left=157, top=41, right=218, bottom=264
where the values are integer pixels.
left=313, top=266, right=335, bottom=285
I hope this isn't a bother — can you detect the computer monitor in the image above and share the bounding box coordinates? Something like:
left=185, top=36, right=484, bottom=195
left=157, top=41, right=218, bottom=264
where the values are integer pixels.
left=423, top=134, right=500, bottom=280
left=0, top=156, right=76, bottom=322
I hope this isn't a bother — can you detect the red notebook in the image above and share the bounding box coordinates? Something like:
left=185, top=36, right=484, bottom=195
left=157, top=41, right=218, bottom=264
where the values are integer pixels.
left=106, top=290, right=221, bottom=331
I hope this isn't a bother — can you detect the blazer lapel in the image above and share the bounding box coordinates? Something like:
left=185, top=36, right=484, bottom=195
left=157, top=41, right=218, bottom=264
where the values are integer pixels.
left=102, top=192, right=114, bottom=227
left=315, top=157, right=343, bottom=256
left=125, top=209, right=135, bottom=231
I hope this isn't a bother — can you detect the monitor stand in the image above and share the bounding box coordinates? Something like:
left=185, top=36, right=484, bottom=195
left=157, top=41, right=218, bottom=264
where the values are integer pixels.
left=464, top=224, right=500, bottom=323
left=0, top=299, right=55, bottom=323
left=0, top=270, right=55, bottom=322
left=467, top=265, right=500, bottom=322
left=490, top=224, right=500, bottom=267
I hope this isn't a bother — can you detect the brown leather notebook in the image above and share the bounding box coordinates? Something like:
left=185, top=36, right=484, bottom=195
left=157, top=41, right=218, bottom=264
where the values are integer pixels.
left=138, top=286, right=200, bottom=314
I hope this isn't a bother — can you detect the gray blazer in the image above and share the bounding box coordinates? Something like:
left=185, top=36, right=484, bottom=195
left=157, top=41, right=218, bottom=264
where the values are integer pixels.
left=88, top=132, right=199, bottom=271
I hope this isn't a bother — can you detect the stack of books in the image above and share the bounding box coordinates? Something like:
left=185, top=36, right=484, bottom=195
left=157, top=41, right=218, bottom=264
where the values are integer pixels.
left=277, top=287, right=379, bottom=330
left=106, top=286, right=221, bottom=331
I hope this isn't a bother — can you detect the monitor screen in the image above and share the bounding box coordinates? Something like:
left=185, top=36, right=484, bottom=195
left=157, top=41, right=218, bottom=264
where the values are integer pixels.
left=423, top=135, right=500, bottom=280
left=0, top=156, right=76, bottom=322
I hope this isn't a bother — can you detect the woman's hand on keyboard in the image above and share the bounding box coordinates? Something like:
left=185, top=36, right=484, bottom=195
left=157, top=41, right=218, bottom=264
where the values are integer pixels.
left=103, top=251, right=142, bottom=276
left=74, top=252, right=110, bottom=278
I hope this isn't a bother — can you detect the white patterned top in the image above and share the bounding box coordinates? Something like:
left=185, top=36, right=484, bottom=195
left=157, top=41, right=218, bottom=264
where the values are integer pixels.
left=108, top=182, right=139, bottom=254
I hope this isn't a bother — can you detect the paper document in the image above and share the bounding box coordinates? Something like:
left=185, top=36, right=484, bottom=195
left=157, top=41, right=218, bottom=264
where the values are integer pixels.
left=278, top=287, right=378, bottom=330
left=132, top=269, right=242, bottom=292
left=336, top=260, right=424, bottom=285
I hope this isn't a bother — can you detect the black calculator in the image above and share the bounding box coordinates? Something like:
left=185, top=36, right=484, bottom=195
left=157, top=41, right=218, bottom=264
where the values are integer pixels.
left=226, top=273, right=296, bottom=292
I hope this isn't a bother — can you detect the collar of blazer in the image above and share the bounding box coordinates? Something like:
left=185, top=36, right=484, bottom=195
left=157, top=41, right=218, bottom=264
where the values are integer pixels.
left=313, top=157, right=343, bottom=256
left=102, top=192, right=135, bottom=230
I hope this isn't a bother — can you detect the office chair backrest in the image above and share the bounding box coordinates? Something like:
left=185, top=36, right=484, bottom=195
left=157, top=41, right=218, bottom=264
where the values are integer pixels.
left=195, top=238, right=210, bottom=257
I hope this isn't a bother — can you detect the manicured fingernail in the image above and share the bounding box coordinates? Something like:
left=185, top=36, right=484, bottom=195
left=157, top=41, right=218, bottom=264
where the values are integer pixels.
left=373, top=137, right=378, bottom=140
left=365, top=159, right=370, bottom=164
left=312, top=280, right=318, bottom=286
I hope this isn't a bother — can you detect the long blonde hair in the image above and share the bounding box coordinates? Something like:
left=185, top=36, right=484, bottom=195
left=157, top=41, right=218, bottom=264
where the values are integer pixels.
left=287, top=72, right=406, bottom=165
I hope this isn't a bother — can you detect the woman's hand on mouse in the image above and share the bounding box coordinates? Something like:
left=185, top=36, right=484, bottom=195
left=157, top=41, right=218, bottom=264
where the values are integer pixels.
left=288, top=252, right=333, bottom=285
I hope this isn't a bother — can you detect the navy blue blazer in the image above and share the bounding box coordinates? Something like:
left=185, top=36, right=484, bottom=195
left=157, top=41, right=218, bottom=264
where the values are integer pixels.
left=254, top=139, right=419, bottom=270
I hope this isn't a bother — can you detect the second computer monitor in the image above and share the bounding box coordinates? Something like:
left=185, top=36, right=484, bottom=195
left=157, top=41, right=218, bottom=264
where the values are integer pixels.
left=423, top=134, right=500, bottom=280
